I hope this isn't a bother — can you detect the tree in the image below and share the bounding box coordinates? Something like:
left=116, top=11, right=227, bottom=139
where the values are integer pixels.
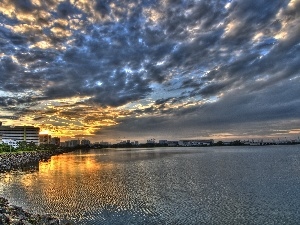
left=0, top=143, right=11, bottom=153
left=15, top=141, right=37, bottom=152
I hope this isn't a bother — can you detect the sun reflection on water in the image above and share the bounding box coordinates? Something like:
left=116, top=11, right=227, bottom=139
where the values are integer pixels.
left=2, top=147, right=300, bottom=224
left=19, top=151, right=147, bottom=222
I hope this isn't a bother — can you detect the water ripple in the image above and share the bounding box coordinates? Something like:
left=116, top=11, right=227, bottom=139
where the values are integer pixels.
left=1, top=146, right=300, bottom=224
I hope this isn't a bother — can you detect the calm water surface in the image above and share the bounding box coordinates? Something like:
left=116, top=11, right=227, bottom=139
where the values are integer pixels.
left=1, top=146, right=300, bottom=224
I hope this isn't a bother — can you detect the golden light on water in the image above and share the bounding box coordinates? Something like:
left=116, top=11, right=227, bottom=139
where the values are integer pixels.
left=24, top=152, right=138, bottom=218
left=38, top=154, right=109, bottom=174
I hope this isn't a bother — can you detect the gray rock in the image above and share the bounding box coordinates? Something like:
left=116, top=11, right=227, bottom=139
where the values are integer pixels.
left=0, top=197, right=73, bottom=225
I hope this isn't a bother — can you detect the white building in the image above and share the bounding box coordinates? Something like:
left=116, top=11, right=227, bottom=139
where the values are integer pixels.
left=2, top=139, right=19, bottom=148
left=0, top=126, right=40, bottom=147
left=167, top=141, right=178, bottom=147
left=159, top=140, right=168, bottom=144
left=147, top=139, right=156, bottom=144
left=178, top=139, right=214, bottom=146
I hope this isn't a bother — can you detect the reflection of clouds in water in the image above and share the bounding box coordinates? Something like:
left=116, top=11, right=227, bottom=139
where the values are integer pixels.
left=29, top=151, right=155, bottom=221
left=1, top=147, right=300, bottom=224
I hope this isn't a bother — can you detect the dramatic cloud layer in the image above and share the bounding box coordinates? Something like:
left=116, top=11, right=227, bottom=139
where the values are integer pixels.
left=0, top=0, right=299, bottom=141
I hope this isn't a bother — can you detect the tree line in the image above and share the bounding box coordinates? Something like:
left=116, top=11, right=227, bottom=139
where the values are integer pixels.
left=0, top=142, right=59, bottom=153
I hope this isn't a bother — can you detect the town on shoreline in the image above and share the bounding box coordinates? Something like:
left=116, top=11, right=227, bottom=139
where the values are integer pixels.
left=0, top=126, right=299, bottom=225
left=60, top=136, right=300, bottom=149
left=0, top=125, right=299, bottom=154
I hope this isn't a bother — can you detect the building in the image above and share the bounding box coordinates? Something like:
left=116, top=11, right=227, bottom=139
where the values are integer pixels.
left=167, top=141, right=178, bottom=147
left=100, top=141, right=109, bottom=145
left=64, top=139, right=80, bottom=147
left=51, top=137, right=60, bottom=146
left=60, top=142, right=67, bottom=147
left=159, top=140, right=168, bottom=145
left=147, top=139, right=156, bottom=144
left=178, top=139, right=214, bottom=146
left=0, top=126, right=40, bottom=147
left=39, top=134, right=51, bottom=145
left=81, top=139, right=91, bottom=146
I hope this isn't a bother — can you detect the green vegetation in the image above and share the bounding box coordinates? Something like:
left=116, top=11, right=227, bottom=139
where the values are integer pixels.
left=0, top=142, right=59, bottom=154
left=0, top=143, right=11, bottom=153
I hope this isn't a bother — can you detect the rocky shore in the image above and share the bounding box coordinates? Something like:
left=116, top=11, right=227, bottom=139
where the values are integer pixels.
left=0, top=149, right=76, bottom=224
left=0, top=149, right=72, bottom=173
left=0, top=197, right=74, bottom=225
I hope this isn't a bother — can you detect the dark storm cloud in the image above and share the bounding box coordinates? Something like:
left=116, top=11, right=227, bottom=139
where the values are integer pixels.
left=0, top=54, right=50, bottom=92
left=155, top=98, right=174, bottom=105
left=95, top=0, right=111, bottom=17
left=1, top=0, right=300, bottom=139
left=0, top=25, right=27, bottom=46
left=223, top=0, right=288, bottom=45
left=191, top=80, right=232, bottom=97
left=12, top=0, right=35, bottom=12
left=56, top=1, right=81, bottom=18
left=0, top=96, right=36, bottom=107
left=0, top=0, right=227, bottom=107
left=32, top=116, right=46, bottom=121
left=106, top=77, right=300, bottom=139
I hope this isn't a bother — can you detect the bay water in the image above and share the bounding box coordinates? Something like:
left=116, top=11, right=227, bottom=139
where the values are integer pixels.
left=1, top=145, right=300, bottom=224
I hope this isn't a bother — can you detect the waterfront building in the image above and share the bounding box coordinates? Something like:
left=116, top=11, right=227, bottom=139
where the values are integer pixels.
left=81, top=139, right=91, bottom=146
left=159, top=140, right=168, bottom=145
left=39, top=134, right=51, bottom=145
left=65, top=139, right=80, bottom=147
left=167, top=141, right=178, bottom=147
left=51, top=137, right=60, bottom=146
left=147, top=139, right=155, bottom=144
left=0, top=126, right=40, bottom=147
left=178, top=139, right=214, bottom=146
left=60, top=142, right=67, bottom=147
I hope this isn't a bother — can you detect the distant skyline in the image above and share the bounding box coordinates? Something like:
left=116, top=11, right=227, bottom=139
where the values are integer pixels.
left=0, top=0, right=300, bottom=142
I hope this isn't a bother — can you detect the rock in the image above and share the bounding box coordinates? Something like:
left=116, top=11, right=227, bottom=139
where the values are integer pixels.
left=22, top=221, right=33, bottom=225
left=0, top=197, right=74, bottom=225
left=0, top=213, right=10, bottom=224
left=0, top=149, right=73, bottom=173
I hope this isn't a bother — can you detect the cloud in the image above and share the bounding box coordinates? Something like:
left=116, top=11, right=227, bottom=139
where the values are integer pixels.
left=0, top=96, right=36, bottom=107
left=94, top=0, right=111, bottom=17
left=104, top=76, right=300, bottom=140
left=0, top=0, right=299, bottom=140
left=12, top=0, right=35, bottom=12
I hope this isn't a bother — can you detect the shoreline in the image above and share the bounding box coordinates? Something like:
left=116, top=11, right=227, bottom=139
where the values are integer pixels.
left=0, top=149, right=73, bottom=173
left=0, top=149, right=76, bottom=224
left=0, top=197, right=74, bottom=225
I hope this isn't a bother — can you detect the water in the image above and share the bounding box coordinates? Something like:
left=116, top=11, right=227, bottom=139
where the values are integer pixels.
left=1, top=145, right=300, bottom=224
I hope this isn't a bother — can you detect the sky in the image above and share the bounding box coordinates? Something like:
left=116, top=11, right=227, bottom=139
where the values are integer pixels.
left=0, top=0, right=300, bottom=143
